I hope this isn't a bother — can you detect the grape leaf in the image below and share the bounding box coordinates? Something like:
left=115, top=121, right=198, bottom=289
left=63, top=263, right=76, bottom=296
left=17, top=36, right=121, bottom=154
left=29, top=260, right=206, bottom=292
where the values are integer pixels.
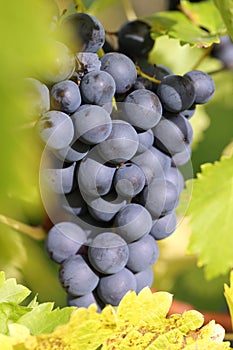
left=185, top=155, right=233, bottom=279
left=145, top=11, right=219, bottom=47
left=180, top=0, right=226, bottom=35
left=17, top=302, right=74, bottom=335
left=0, top=271, right=30, bottom=305
left=224, top=270, right=233, bottom=330
left=213, top=0, right=233, bottom=41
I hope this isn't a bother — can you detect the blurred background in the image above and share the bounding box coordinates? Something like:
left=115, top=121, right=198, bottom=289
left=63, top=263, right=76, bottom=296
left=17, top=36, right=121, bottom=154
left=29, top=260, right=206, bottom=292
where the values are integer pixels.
left=0, top=0, right=232, bottom=317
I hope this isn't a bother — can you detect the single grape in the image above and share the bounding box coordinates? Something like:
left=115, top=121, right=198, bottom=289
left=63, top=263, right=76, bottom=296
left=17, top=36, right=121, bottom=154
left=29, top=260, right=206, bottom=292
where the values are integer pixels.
left=72, top=105, right=112, bottom=145
left=80, top=70, right=116, bottom=105
left=171, top=144, right=192, bottom=166
left=114, top=203, right=153, bottom=243
left=97, top=120, right=139, bottom=164
left=118, top=20, right=155, bottom=58
left=135, top=266, right=154, bottom=294
left=88, top=232, right=129, bottom=274
left=37, top=110, right=74, bottom=150
left=132, top=146, right=171, bottom=183
left=23, top=78, right=50, bottom=119
left=127, top=234, right=159, bottom=272
left=181, top=104, right=196, bottom=119
left=141, top=178, right=179, bottom=218
left=41, top=162, right=76, bottom=194
left=76, top=52, right=101, bottom=75
left=67, top=292, right=101, bottom=310
left=51, top=80, right=81, bottom=114
left=39, top=40, right=75, bottom=84
left=59, top=255, right=99, bottom=296
left=100, top=52, right=137, bottom=93
left=97, top=268, right=136, bottom=306
left=152, top=114, right=193, bottom=155
left=123, top=89, right=162, bottom=130
left=150, top=211, right=177, bottom=240
left=156, top=75, right=196, bottom=112
left=78, top=149, right=115, bottom=197
left=133, top=76, right=153, bottom=90
left=184, top=70, right=215, bottom=104
left=114, top=163, right=146, bottom=198
left=136, top=129, right=154, bottom=154
left=211, top=35, right=233, bottom=68
left=85, top=191, right=126, bottom=222
left=165, top=166, right=184, bottom=194
left=59, top=13, right=105, bottom=53
left=46, top=221, right=87, bottom=263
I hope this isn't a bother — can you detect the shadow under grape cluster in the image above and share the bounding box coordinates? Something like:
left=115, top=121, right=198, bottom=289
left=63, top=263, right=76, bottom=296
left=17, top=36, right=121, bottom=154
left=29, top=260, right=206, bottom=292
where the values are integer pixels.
left=26, top=12, right=215, bottom=309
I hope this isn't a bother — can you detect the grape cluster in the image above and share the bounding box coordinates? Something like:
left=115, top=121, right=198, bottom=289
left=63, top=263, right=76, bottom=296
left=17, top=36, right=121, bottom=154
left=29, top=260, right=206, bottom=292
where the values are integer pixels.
left=28, top=12, right=215, bottom=310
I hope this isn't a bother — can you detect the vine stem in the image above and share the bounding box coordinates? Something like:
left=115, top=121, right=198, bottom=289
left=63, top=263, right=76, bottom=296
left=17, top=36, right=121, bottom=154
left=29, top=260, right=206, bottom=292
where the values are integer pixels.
left=0, top=214, right=46, bottom=240
left=191, top=45, right=213, bottom=71
left=136, top=65, right=161, bottom=84
left=121, top=0, right=137, bottom=22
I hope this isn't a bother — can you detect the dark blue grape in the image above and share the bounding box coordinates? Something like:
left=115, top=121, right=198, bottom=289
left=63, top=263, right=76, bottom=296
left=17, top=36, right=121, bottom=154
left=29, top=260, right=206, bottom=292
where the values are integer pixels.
left=80, top=70, right=116, bottom=105
left=123, top=89, right=162, bottom=130
left=184, top=70, right=215, bottom=104
left=97, top=120, right=139, bottom=164
left=60, top=13, right=105, bottom=53
left=85, top=191, right=126, bottom=222
left=76, top=52, right=101, bottom=75
left=46, top=222, right=87, bottom=263
left=132, top=146, right=171, bottom=184
left=135, top=266, right=154, bottom=293
left=114, top=203, right=152, bottom=243
left=88, top=232, right=129, bottom=274
left=67, top=292, right=101, bottom=310
left=51, top=80, right=81, bottom=114
left=41, top=162, right=76, bottom=194
left=156, top=75, right=196, bottom=112
left=53, top=140, right=90, bottom=163
left=37, top=110, right=74, bottom=150
left=78, top=149, right=115, bottom=197
left=165, top=166, right=184, bottom=194
left=150, top=212, right=177, bottom=240
left=152, top=114, right=193, bottom=155
left=127, top=234, right=159, bottom=272
left=118, top=20, right=154, bottom=58
left=114, top=163, right=146, bottom=198
left=141, top=179, right=179, bottom=218
left=72, top=105, right=112, bottom=145
left=181, top=104, right=196, bottom=119
left=171, top=144, right=192, bottom=166
left=211, top=35, right=233, bottom=68
left=59, top=255, right=99, bottom=296
left=133, top=76, right=153, bottom=90
left=97, top=268, right=136, bottom=306
left=100, top=52, right=137, bottom=93
left=136, top=129, right=154, bottom=154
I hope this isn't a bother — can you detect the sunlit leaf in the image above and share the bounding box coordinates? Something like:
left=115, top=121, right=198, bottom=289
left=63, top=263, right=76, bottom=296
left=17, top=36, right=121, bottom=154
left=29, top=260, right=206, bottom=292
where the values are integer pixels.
left=224, top=270, right=233, bottom=329
left=185, top=155, right=233, bottom=279
left=213, top=0, right=233, bottom=41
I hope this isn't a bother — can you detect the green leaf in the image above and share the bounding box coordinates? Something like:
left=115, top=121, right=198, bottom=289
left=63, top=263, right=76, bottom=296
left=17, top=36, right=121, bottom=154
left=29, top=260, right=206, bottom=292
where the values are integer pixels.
left=17, top=303, right=74, bottom=335
left=0, top=304, right=30, bottom=335
left=185, top=155, right=233, bottom=279
left=213, top=0, right=233, bottom=40
left=180, top=0, right=226, bottom=35
left=145, top=11, right=219, bottom=47
left=0, top=272, right=30, bottom=305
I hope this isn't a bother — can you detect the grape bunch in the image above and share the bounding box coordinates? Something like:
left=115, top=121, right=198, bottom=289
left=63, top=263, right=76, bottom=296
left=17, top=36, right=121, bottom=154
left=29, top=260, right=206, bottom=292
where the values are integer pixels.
left=27, top=12, right=215, bottom=310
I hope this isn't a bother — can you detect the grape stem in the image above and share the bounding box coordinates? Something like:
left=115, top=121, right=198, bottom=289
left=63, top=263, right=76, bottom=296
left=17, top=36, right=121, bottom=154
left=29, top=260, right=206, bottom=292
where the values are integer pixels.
left=121, top=0, right=137, bottom=21
left=191, top=45, right=213, bottom=71
left=136, top=65, right=161, bottom=84
left=0, top=214, right=46, bottom=240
